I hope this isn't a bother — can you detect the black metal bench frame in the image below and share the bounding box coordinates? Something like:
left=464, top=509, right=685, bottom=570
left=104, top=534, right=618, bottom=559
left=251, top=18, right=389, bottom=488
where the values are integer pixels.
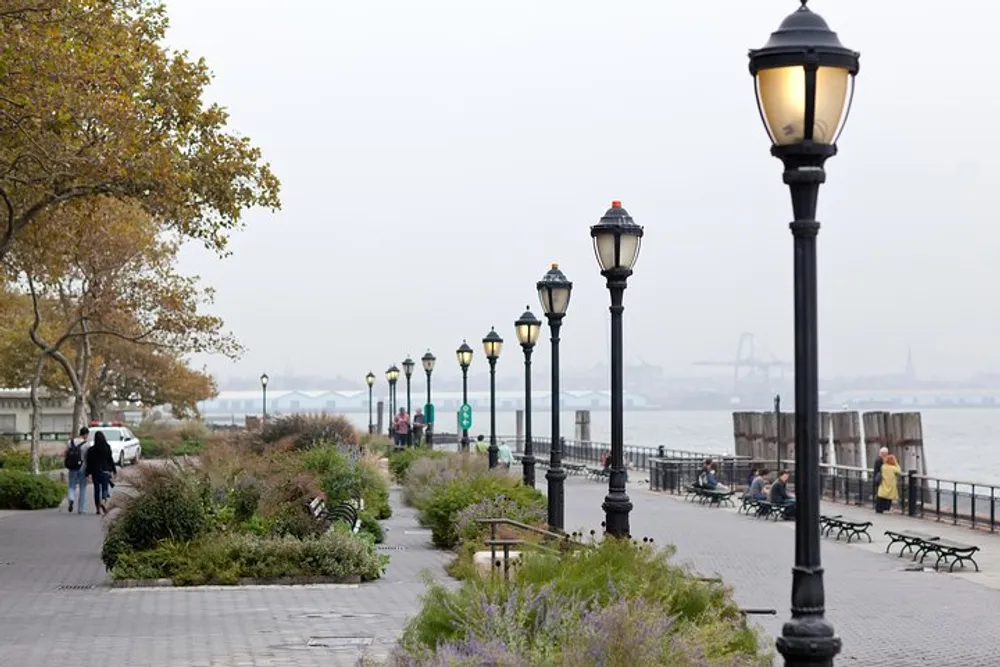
left=884, top=530, right=980, bottom=572
left=752, top=501, right=785, bottom=521
left=309, top=496, right=362, bottom=534
left=684, top=485, right=736, bottom=507
left=739, top=496, right=762, bottom=515
left=819, top=515, right=872, bottom=543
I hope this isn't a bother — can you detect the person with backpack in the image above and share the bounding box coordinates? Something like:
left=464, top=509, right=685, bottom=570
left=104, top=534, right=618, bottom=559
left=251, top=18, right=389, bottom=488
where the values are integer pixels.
left=64, top=427, right=89, bottom=513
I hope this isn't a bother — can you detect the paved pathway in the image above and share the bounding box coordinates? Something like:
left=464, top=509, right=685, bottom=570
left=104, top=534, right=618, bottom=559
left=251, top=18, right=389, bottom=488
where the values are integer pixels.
left=0, top=488, right=446, bottom=667
left=559, top=475, right=1000, bottom=666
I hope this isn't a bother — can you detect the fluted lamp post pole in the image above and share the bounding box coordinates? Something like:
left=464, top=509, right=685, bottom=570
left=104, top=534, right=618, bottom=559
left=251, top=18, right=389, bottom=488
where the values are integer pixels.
left=514, top=307, right=542, bottom=487
left=456, top=340, right=473, bottom=451
left=591, top=200, right=643, bottom=540
left=402, top=356, right=415, bottom=415
left=365, top=371, right=375, bottom=434
left=748, top=2, right=859, bottom=664
left=537, top=263, right=572, bottom=531
left=422, top=351, right=436, bottom=446
left=482, top=328, right=503, bottom=469
left=386, top=365, right=399, bottom=441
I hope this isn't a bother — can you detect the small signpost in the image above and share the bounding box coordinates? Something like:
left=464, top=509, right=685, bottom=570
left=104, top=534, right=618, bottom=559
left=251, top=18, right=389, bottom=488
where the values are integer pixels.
left=458, top=403, right=473, bottom=430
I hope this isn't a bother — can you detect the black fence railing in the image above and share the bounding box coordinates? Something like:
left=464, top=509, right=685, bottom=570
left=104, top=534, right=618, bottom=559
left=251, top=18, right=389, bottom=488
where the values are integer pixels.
left=504, top=436, right=718, bottom=472
left=648, top=457, right=1000, bottom=533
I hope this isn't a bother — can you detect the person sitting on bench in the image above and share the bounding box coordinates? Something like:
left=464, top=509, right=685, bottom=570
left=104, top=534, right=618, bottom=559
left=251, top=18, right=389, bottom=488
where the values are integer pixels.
left=769, top=470, right=796, bottom=520
left=704, top=465, right=729, bottom=492
left=747, top=468, right=769, bottom=500
left=696, top=459, right=714, bottom=488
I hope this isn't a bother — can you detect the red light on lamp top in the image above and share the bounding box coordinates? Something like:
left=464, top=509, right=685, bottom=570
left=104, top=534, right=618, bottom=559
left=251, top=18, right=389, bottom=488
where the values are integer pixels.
left=611, top=200, right=622, bottom=208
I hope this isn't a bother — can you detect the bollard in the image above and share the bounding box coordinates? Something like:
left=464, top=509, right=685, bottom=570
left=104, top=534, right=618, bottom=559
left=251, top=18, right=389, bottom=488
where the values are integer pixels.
left=907, top=470, right=918, bottom=517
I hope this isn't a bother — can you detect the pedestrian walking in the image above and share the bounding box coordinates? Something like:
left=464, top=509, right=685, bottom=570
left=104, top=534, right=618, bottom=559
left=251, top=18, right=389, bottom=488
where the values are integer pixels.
left=872, top=446, right=888, bottom=509
left=63, top=427, right=89, bottom=514
left=394, top=408, right=411, bottom=449
left=85, top=431, right=116, bottom=515
left=412, top=409, right=425, bottom=446
left=497, top=439, right=514, bottom=471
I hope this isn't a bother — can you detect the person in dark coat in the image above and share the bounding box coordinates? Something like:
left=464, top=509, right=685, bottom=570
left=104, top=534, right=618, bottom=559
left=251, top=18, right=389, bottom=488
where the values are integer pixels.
left=85, top=431, right=117, bottom=515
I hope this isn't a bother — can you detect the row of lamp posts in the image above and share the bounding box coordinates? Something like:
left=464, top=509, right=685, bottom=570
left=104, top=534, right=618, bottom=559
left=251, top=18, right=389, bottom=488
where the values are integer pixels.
left=355, top=2, right=855, bottom=663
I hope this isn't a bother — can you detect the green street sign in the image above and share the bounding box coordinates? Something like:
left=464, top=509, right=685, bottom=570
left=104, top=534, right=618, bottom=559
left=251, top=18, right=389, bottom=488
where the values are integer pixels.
left=458, top=403, right=473, bottom=430
left=425, top=403, right=435, bottom=424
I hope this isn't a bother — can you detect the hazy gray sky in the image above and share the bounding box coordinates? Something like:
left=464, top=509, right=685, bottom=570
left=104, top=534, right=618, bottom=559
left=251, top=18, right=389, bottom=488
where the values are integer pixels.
left=169, top=0, right=1000, bottom=384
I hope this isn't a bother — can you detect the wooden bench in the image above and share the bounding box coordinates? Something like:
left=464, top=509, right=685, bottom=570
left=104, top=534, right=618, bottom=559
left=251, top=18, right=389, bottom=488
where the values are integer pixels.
left=309, top=496, right=361, bottom=534
left=820, top=515, right=872, bottom=543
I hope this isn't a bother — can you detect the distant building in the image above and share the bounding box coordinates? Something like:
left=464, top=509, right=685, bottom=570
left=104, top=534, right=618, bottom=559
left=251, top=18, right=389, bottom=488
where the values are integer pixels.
left=199, top=389, right=652, bottom=424
left=0, top=389, right=74, bottom=440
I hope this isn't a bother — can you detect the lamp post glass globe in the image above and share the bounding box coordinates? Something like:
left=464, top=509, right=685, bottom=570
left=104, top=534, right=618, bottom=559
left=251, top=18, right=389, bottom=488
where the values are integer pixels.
left=590, top=201, right=643, bottom=274
left=514, top=307, right=542, bottom=347
left=482, top=327, right=503, bottom=360
left=421, top=351, right=436, bottom=373
left=365, top=371, right=375, bottom=387
left=402, top=356, right=415, bottom=379
left=456, top=340, right=474, bottom=369
left=260, top=373, right=269, bottom=387
left=537, top=263, right=572, bottom=317
left=748, top=0, right=859, bottom=148
left=386, top=365, right=400, bottom=383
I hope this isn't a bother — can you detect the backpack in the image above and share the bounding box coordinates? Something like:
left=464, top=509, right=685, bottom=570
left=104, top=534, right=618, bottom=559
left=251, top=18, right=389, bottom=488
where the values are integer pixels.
left=64, top=440, right=83, bottom=470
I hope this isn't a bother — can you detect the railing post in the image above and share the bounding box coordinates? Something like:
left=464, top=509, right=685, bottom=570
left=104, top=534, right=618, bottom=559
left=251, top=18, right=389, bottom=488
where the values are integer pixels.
left=991, top=488, right=996, bottom=533
left=971, top=484, right=977, bottom=529
left=952, top=482, right=958, bottom=525
left=907, top=470, right=917, bottom=517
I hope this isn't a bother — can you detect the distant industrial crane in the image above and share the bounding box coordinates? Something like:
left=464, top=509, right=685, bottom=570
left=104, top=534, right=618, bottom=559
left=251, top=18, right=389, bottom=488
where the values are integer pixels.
left=693, top=332, right=791, bottom=396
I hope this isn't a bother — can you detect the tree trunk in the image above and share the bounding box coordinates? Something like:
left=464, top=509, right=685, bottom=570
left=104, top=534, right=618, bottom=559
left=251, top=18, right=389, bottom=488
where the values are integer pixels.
left=87, top=395, right=103, bottom=422
left=29, top=355, right=45, bottom=475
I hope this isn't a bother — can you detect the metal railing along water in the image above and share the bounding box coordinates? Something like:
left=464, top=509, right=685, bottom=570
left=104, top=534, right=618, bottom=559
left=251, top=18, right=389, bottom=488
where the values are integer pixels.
left=502, top=435, right=722, bottom=472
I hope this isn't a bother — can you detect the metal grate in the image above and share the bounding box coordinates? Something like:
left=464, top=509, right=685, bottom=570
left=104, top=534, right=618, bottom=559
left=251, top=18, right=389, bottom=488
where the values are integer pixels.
left=57, top=584, right=97, bottom=590
left=376, top=545, right=407, bottom=551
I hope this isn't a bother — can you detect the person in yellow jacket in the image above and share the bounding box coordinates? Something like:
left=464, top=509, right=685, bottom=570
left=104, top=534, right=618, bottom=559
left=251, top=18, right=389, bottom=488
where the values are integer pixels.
left=876, top=454, right=901, bottom=514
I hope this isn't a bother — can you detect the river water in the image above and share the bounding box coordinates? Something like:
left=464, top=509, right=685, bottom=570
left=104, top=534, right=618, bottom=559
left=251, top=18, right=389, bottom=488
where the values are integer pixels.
left=347, top=408, right=1000, bottom=487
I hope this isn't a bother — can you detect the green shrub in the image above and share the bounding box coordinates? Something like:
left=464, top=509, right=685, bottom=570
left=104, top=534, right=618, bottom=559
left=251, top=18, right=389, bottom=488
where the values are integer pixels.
left=101, top=465, right=209, bottom=569
left=388, top=448, right=445, bottom=483
left=302, top=445, right=391, bottom=519
left=402, top=452, right=489, bottom=510
left=358, top=511, right=385, bottom=543
left=423, top=475, right=545, bottom=549
left=0, top=470, right=66, bottom=509
left=0, top=450, right=62, bottom=472
left=138, top=438, right=168, bottom=458
left=173, top=440, right=204, bottom=456
left=230, top=476, right=261, bottom=523
left=397, top=539, right=767, bottom=666
left=110, top=531, right=389, bottom=585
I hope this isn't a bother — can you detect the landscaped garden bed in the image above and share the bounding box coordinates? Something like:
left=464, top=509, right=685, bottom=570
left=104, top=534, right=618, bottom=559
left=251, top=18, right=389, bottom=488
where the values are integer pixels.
left=101, top=414, right=392, bottom=586
left=361, top=447, right=772, bottom=666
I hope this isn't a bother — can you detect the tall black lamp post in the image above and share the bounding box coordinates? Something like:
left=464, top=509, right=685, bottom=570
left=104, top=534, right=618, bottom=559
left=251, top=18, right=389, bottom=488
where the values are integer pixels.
left=456, top=341, right=473, bottom=451
left=402, top=356, right=415, bottom=415
left=482, top=328, right=503, bottom=468
left=365, top=371, right=376, bottom=434
left=386, top=365, right=399, bottom=438
left=514, top=306, right=542, bottom=487
left=422, top=351, right=436, bottom=446
left=591, top=201, right=643, bottom=539
left=537, top=263, right=572, bottom=530
left=775, top=393, right=782, bottom=471
left=749, top=2, right=859, bottom=664
left=260, top=373, right=269, bottom=425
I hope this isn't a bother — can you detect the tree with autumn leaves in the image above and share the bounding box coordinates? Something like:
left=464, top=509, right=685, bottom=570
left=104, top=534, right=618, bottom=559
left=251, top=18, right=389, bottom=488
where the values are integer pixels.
left=0, top=1, right=282, bottom=471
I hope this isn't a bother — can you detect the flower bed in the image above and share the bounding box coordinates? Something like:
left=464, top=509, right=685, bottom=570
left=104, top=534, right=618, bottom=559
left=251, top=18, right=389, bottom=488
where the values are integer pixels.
left=101, top=418, right=392, bottom=586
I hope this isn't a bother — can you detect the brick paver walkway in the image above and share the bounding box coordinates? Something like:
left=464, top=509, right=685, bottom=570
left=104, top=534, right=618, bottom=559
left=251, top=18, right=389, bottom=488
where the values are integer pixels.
left=0, top=489, right=446, bottom=667
left=559, top=476, right=1000, bottom=666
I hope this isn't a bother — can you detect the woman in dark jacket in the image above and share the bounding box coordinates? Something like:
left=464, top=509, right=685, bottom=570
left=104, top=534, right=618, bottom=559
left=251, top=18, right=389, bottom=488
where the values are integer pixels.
left=85, top=431, right=117, bottom=515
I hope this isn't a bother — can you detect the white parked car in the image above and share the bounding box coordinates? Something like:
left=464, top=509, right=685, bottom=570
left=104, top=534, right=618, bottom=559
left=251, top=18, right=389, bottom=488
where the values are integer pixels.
left=87, top=422, right=142, bottom=467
